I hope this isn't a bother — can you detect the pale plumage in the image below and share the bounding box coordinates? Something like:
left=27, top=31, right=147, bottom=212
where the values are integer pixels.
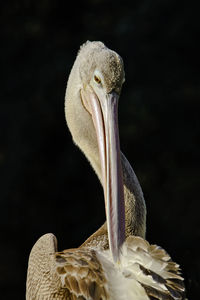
left=26, top=41, right=186, bottom=300
left=26, top=234, right=185, bottom=299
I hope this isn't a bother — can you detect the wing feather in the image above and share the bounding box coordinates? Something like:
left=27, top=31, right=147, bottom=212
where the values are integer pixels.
left=55, top=248, right=108, bottom=300
left=123, top=236, right=186, bottom=300
left=26, top=234, right=186, bottom=300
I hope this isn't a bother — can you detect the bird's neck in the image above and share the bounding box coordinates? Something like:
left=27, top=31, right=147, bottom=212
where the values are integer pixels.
left=81, top=152, right=146, bottom=250
left=65, top=68, right=146, bottom=247
left=120, top=152, right=146, bottom=238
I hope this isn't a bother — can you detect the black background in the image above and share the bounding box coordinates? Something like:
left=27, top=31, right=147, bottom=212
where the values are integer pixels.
left=0, top=1, right=199, bottom=299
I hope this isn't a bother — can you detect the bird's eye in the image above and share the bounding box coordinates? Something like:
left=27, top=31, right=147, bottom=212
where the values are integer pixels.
left=94, top=75, right=101, bottom=84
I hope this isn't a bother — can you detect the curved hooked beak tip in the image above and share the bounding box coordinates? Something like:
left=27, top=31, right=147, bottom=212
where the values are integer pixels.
left=81, top=85, right=125, bottom=263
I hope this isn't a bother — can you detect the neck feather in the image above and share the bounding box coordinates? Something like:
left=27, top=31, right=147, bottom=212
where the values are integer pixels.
left=80, top=150, right=146, bottom=250
left=65, top=62, right=146, bottom=246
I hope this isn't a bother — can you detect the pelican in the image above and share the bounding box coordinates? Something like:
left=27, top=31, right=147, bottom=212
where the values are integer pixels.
left=26, top=41, right=186, bottom=300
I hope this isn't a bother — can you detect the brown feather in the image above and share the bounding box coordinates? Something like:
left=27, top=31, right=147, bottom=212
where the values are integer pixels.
left=54, top=247, right=108, bottom=300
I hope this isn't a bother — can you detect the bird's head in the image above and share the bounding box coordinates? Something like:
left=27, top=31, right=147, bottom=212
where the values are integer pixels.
left=78, top=41, right=125, bottom=95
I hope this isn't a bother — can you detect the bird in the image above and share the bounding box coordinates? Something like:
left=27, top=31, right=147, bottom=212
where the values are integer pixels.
left=26, top=41, right=186, bottom=300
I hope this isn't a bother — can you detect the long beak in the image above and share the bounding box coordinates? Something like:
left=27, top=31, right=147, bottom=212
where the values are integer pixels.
left=81, top=85, right=125, bottom=263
